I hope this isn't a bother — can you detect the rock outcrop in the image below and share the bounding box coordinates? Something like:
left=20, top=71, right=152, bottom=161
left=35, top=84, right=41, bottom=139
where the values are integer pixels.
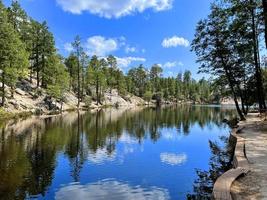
left=103, top=90, right=145, bottom=107
left=3, top=79, right=145, bottom=114
left=220, top=97, right=241, bottom=105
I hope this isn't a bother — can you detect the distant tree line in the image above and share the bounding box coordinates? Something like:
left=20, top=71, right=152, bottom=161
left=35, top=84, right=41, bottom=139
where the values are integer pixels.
left=65, top=49, right=216, bottom=106
left=0, top=0, right=220, bottom=110
left=192, top=0, right=267, bottom=120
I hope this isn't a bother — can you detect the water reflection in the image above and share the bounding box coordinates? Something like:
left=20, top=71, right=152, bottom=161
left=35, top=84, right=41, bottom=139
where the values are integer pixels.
left=55, top=179, right=170, bottom=200
left=160, top=153, right=188, bottom=166
left=187, top=136, right=235, bottom=199
left=0, top=105, right=235, bottom=199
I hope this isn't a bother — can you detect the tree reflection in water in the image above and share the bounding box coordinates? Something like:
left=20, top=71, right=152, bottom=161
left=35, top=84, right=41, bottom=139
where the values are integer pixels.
left=187, top=135, right=235, bottom=200
left=0, top=105, right=236, bottom=199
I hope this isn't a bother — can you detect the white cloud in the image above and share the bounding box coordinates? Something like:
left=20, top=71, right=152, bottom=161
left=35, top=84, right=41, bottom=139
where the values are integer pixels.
left=64, top=36, right=146, bottom=68
left=85, top=36, right=118, bottom=56
left=162, top=61, right=183, bottom=68
left=160, top=153, right=187, bottom=166
left=56, top=0, right=173, bottom=18
left=64, top=43, right=74, bottom=52
left=125, top=46, right=146, bottom=54
left=125, top=46, right=137, bottom=53
left=118, top=36, right=127, bottom=47
left=116, top=56, right=146, bottom=68
left=55, top=179, right=170, bottom=200
left=162, top=36, right=190, bottom=48
left=158, top=61, right=184, bottom=69
left=64, top=36, right=144, bottom=59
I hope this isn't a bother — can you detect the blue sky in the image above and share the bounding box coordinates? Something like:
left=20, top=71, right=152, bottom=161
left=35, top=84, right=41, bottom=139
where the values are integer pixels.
left=4, top=0, right=212, bottom=79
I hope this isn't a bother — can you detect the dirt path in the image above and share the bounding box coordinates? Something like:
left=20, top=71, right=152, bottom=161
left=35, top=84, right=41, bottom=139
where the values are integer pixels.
left=231, top=113, right=267, bottom=200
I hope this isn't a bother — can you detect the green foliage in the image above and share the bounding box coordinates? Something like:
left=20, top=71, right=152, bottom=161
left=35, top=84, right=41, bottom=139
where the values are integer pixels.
left=86, top=56, right=106, bottom=105
left=84, top=96, right=92, bottom=108
left=65, top=53, right=79, bottom=91
left=0, top=2, right=29, bottom=104
left=46, top=55, right=69, bottom=101
left=127, top=65, right=148, bottom=97
left=0, top=107, right=31, bottom=121
left=0, top=0, right=218, bottom=111
left=150, top=64, right=163, bottom=92
left=29, top=20, right=55, bottom=88
left=144, top=91, right=153, bottom=102
left=191, top=0, right=267, bottom=119
left=7, top=0, right=32, bottom=52
left=106, top=55, right=118, bottom=90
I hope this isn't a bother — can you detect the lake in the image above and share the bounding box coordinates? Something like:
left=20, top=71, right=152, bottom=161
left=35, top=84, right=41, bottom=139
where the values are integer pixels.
left=0, top=106, right=236, bottom=200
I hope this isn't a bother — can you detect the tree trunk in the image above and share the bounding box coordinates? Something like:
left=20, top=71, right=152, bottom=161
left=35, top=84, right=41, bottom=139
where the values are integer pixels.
left=41, top=54, right=45, bottom=88
left=11, top=86, right=14, bottom=99
left=36, top=49, right=40, bottom=88
left=233, top=94, right=245, bottom=120
left=263, top=0, right=267, bottom=48
left=99, top=83, right=102, bottom=105
left=60, top=100, right=63, bottom=113
left=81, top=70, right=84, bottom=102
left=240, top=95, right=247, bottom=115
left=228, top=81, right=245, bottom=120
left=77, top=55, right=80, bottom=109
left=1, top=72, right=5, bottom=107
left=69, top=77, right=72, bottom=92
left=96, top=77, right=99, bottom=105
left=237, top=84, right=248, bottom=115
left=30, top=68, right=33, bottom=83
left=36, top=67, right=40, bottom=87
left=30, top=60, right=33, bottom=83
left=227, top=74, right=245, bottom=120
left=221, top=52, right=246, bottom=120
left=250, top=0, right=266, bottom=110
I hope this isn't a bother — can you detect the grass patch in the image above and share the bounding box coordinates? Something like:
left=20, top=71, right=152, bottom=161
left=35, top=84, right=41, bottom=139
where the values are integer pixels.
left=0, top=108, right=32, bottom=123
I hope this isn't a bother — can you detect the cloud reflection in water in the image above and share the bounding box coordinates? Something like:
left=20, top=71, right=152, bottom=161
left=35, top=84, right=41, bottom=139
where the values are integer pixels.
left=55, top=179, right=170, bottom=200
left=160, top=153, right=187, bottom=166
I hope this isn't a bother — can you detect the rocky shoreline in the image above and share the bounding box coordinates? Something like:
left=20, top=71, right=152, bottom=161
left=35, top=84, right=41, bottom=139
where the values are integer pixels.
left=0, top=78, right=236, bottom=121
left=0, top=78, right=146, bottom=117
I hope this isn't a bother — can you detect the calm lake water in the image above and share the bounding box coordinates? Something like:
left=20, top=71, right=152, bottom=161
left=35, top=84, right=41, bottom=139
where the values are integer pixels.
left=0, top=106, right=236, bottom=200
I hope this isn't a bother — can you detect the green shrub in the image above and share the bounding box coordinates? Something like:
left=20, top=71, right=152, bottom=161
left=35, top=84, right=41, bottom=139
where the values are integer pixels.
left=84, top=96, right=92, bottom=108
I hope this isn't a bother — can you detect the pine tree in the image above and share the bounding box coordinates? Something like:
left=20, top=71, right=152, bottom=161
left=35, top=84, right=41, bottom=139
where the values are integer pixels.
left=46, top=55, right=69, bottom=112
left=65, top=53, right=79, bottom=91
left=144, top=91, right=153, bottom=105
left=150, top=64, right=163, bottom=93
left=0, top=2, right=28, bottom=106
left=106, top=55, right=117, bottom=92
left=7, top=0, right=31, bottom=49
left=40, top=21, right=56, bottom=88
left=30, top=20, right=42, bottom=86
left=72, top=36, right=82, bottom=108
left=87, top=56, right=106, bottom=105
left=80, top=51, right=89, bottom=102
left=262, top=0, right=267, bottom=48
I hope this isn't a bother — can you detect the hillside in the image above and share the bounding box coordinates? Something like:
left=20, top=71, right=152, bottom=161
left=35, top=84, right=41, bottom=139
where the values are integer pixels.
left=2, top=78, right=145, bottom=115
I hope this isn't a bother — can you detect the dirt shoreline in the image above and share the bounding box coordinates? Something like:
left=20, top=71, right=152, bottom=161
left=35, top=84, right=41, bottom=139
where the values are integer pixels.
left=230, top=113, right=267, bottom=200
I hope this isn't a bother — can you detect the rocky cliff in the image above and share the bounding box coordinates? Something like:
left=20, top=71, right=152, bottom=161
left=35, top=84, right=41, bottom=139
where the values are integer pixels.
left=2, top=78, right=145, bottom=115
